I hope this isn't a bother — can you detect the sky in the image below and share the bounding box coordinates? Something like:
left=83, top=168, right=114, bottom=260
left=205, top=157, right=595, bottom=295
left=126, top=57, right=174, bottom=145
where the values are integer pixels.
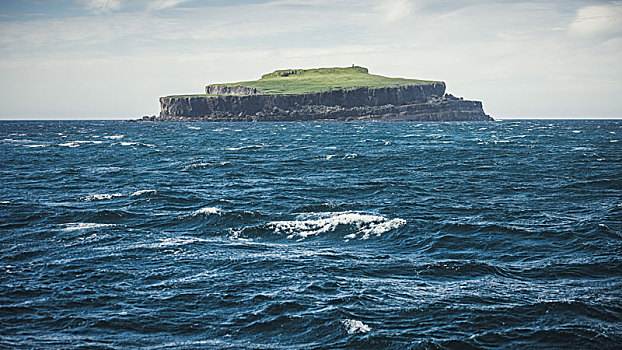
left=0, top=0, right=621, bottom=119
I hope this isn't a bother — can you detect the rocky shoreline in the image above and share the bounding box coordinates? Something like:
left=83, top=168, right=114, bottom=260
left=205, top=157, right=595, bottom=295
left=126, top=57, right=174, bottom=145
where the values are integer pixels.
left=143, top=82, right=493, bottom=122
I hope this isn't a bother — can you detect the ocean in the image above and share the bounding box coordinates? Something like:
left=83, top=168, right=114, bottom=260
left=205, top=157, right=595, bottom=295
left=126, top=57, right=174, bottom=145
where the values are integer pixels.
left=1, top=120, right=620, bottom=349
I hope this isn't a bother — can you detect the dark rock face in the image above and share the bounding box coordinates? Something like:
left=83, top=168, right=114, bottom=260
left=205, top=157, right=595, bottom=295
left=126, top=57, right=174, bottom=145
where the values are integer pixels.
left=155, top=83, right=493, bottom=122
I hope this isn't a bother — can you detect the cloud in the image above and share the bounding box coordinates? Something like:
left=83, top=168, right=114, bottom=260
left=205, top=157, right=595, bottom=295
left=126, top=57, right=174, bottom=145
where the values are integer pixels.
left=0, top=0, right=621, bottom=119
left=377, top=0, right=413, bottom=21
left=569, top=2, right=622, bottom=38
left=76, top=0, right=122, bottom=14
left=148, top=0, right=192, bottom=11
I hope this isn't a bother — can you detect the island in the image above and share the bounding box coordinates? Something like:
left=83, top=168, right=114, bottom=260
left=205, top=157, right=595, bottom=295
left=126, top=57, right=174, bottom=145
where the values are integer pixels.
left=143, top=66, right=493, bottom=122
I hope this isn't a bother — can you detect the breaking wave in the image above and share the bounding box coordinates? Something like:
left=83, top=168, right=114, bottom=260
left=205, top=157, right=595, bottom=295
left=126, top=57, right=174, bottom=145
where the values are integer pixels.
left=231, top=211, right=405, bottom=240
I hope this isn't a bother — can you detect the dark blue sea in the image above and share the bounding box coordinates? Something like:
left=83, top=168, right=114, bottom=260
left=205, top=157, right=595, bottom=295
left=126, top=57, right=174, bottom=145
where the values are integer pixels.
left=1, top=120, right=621, bottom=349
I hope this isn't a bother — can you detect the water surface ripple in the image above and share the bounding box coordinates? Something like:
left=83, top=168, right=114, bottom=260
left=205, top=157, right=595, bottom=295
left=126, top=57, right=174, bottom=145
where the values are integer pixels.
left=1, top=120, right=621, bottom=349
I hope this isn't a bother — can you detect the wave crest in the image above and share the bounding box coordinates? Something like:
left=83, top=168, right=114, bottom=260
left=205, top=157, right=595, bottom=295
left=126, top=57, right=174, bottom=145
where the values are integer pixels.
left=232, top=211, right=405, bottom=241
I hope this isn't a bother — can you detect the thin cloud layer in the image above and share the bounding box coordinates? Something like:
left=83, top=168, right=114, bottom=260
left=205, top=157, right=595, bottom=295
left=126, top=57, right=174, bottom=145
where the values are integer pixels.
left=77, top=0, right=122, bottom=13
left=0, top=0, right=620, bottom=119
left=377, top=0, right=414, bottom=21
left=570, top=3, right=622, bottom=38
left=147, top=0, right=193, bottom=11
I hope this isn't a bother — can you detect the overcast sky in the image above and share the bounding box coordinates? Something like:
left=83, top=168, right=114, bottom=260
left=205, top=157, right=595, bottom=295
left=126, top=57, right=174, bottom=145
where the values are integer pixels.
left=0, top=0, right=621, bottom=119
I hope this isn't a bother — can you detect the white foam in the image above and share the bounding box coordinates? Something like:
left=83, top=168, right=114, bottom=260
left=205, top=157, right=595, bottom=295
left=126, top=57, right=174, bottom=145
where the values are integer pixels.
left=493, top=140, right=511, bottom=144
left=103, top=135, right=124, bottom=139
left=266, top=212, right=405, bottom=240
left=154, top=236, right=209, bottom=248
left=572, top=130, right=582, bottom=133
left=187, top=126, right=201, bottom=130
left=183, top=162, right=211, bottom=170
left=58, top=142, right=79, bottom=147
left=130, top=189, right=156, bottom=196
left=62, top=223, right=115, bottom=231
left=325, top=154, right=357, bottom=160
left=0, top=201, right=10, bottom=204
left=194, top=207, right=222, bottom=215
left=83, top=193, right=124, bottom=201
left=74, top=140, right=103, bottom=144
left=226, top=145, right=263, bottom=151
left=23, top=144, right=47, bottom=148
left=3, top=138, right=35, bottom=143
left=342, top=319, right=371, bottom=334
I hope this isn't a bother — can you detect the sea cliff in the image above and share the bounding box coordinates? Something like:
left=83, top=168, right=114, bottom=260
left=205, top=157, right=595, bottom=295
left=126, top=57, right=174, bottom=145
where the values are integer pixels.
left=146, top=67, right=493, bottom=122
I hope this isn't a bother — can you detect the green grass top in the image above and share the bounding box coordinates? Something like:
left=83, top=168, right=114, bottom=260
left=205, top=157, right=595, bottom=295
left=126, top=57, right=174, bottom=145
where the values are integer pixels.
left=163, top=66, right=442, bottom=97
left=218, top=66, right=441, bottom=95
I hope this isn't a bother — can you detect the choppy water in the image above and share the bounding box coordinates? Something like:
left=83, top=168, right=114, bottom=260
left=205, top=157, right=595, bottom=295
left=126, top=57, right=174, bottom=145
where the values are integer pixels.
left=1, top=120, right=621, bottom=349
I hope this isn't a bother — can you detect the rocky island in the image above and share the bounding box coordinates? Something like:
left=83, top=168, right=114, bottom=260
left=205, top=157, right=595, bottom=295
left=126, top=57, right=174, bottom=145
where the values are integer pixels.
left=145, top=66, right=493, bottom=122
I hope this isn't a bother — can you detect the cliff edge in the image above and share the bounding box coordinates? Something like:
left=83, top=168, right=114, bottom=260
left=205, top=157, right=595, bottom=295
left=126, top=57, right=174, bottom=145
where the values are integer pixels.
left=146, top=66, right=493, bottom=122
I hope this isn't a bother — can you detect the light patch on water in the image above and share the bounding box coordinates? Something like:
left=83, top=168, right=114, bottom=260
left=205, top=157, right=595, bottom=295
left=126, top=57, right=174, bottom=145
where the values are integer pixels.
left=226, top=145, right=263, bottom=151
left=325, top=154, right=357, bottom=160
left=74, top=140, right=103, bottom=144
left=342, top=319, right=371, bottom=334
left=62, top=223, right=115, bottom=231
left=119, top=142, right=156, bottom=148
left=187, top=126, right=201, bottom=130
left=154, top=236, right=210, bottom=248
left=58, top=142, right=79, bottom=147
left=103, top=135, right=124, bottom=139
left=3, top=138, right=35, bottom=143
left=183, top=162, right=211, bottom=170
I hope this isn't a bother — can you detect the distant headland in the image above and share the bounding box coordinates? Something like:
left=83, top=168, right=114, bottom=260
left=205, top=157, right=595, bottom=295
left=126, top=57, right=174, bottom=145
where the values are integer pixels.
left=140, top=66, right=493, bottom=122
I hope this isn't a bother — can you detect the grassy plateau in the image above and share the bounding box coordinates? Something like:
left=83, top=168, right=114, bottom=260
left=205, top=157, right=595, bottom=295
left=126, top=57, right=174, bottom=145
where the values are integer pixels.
left=168, top=66, right=441, bottom=97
